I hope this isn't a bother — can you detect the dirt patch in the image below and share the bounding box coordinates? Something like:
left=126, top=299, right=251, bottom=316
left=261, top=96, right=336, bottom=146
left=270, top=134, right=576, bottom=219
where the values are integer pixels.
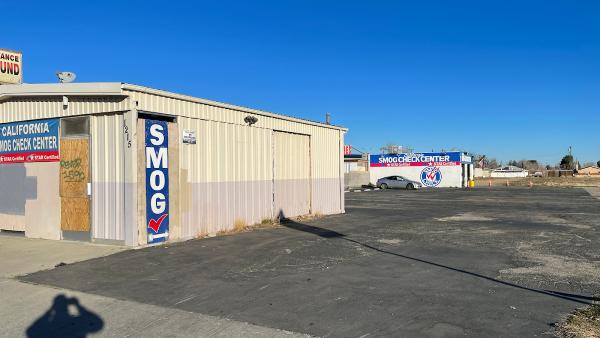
left=436, top=213, right=495, bottom=222
left=215, top=219, right=281, bottom=237
left=500, top=250, right=600, bottom=283
left=376, top=238, right=404, bottom=245
left=556, top=305, right=600, bottom=338
left=475, top=228, right=506, bottom=235
left=525, top=214, right=591, bottom=230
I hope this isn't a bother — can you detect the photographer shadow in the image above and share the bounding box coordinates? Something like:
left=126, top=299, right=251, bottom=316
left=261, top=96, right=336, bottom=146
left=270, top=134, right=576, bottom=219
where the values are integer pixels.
left=26, top=294, right=103, bottom=338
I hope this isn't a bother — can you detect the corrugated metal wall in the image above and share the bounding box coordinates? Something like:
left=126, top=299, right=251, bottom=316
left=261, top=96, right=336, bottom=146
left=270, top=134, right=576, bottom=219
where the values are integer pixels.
left=179, top=117, right=273, bottom=237
left=90, top=113, right=126, bottom=241
left=126, top=87, right=344, bottom=218
left=273, top=131, right=310, bottom=218
left=0, top=85, right=345, bottom=244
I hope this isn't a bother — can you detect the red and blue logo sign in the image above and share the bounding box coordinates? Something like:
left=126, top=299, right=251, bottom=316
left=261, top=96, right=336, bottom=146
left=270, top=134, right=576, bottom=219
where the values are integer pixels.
left=145, top=119, right=169, bottom=244
left=420, top=166, right=442, bottom=187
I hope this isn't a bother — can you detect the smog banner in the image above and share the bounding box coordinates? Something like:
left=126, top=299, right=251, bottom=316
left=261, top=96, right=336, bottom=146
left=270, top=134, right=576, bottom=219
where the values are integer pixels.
left=0, top=119, right=60, bottom=164
left=370, top=152, right=461, bottom=167
left=145, top=119, right=169, bottom=244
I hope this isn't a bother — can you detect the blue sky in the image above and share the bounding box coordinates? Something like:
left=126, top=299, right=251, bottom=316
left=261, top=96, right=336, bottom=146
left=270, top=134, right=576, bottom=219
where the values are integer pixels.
left=6, top=1, right=600, bottom=164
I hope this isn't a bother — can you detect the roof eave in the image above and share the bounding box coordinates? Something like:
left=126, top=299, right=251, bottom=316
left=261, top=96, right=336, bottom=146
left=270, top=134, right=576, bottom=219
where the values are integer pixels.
left=0, top=82, right=125, bottom=101
left=122, top=83, right=348, bottom=132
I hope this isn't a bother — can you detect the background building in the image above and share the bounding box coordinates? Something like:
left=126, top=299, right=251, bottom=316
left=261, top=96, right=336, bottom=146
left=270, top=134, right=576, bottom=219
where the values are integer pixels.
left=0, top=83, right=346, bottom=246
left=490, top=165, right=529, bottom=178
left=343, top=153, right=370, bottom=188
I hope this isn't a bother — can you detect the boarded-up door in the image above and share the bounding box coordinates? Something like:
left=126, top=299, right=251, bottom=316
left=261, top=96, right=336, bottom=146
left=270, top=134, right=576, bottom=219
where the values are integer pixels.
left=273, top=131, right=310, bottom=219
left=60, top=138, right=90, bottom=233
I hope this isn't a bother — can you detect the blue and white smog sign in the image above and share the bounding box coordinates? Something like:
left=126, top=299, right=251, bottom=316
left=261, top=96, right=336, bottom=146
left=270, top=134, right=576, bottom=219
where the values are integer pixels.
left=145, top=119, right=169, bottom=244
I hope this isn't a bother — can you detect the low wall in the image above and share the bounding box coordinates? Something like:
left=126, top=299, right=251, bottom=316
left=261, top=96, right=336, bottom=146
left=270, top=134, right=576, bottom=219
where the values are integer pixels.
left=345, top=171, right=370, bottom=188
left=474, top=168, right=491, bottom=178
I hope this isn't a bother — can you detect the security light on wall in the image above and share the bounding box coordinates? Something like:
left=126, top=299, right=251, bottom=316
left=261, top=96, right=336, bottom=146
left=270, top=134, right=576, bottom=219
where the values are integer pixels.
left=56, top=72, right=77, bottom=83
left=244, top=115, right=258, bottom=126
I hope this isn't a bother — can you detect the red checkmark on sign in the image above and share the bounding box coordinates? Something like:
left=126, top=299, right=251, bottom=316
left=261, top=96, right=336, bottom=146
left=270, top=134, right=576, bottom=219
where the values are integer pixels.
left=427, top=168, right=439, bottom=180
left=148, top=214, right=168, bottom=233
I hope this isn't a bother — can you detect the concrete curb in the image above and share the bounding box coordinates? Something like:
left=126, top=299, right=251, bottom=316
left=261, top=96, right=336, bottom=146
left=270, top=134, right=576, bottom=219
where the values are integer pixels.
left=344, top=188, right=380, bottom=193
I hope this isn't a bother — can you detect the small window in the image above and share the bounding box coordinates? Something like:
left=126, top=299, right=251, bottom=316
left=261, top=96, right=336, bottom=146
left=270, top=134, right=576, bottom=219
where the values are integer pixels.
left=61, top=116, right=89, bottom=137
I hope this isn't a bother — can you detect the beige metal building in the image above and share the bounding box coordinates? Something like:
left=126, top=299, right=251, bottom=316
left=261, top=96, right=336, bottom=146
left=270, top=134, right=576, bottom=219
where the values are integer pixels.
left=0, top=83, right=346, bottom=246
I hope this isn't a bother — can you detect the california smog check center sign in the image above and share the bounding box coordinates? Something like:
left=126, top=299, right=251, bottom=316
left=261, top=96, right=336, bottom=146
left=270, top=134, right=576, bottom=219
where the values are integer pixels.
left=0, top=119, right=60, bottom=164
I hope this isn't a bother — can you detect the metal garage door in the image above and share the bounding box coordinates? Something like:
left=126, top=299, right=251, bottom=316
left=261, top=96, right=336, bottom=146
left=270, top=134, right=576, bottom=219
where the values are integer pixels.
left=273, top=131, right=310, bottom=219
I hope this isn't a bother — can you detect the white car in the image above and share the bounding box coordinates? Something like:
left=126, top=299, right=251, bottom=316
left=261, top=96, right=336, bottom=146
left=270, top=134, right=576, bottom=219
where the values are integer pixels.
left=376, top=176, right=422, bottom=190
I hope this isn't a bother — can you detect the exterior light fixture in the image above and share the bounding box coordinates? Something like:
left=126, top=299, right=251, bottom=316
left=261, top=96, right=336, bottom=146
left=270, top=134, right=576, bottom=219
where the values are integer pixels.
left=244, top=115, right=258, bottom=126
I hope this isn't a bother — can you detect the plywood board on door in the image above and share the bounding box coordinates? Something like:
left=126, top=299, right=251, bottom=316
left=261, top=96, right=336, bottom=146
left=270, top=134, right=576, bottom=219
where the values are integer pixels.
left=60, top=138, right=90, bottom=232
left=61, top=197, right=90, bottom=231
left=60, top=139, right=89, bottom=197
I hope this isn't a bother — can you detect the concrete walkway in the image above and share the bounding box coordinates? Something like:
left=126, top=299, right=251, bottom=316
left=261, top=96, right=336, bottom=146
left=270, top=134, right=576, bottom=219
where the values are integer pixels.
left=0, top=236, right=309, bottom=337
left=584, top=187, right=600, bottom=199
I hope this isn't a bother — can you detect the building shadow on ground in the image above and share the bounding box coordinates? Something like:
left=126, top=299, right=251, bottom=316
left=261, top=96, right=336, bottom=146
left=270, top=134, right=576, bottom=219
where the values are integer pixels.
left=26, top=294, right=103, bottom=338
left=278, top=215, right=600, bottom=306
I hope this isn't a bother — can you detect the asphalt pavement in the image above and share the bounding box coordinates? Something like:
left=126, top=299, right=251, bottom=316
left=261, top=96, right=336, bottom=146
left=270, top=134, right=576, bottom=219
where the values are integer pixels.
left=21, top=187, right=600, bottom=337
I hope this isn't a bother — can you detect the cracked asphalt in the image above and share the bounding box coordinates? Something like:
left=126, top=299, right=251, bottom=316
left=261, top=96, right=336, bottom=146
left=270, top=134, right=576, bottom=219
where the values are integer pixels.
left=22, top=187, right=600, bottom=337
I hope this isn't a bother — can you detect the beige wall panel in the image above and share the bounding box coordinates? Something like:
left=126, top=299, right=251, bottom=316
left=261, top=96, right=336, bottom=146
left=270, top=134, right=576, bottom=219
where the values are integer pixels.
left=0, top=162, right=61, bottom=238
left=0, top=163, right=30, bottom=231
left=273, top=131, right=311, bottom=218
left=24, top=162, right=61, bottom=240
left=168, top=122, right=181, bottom=241
left=0, top=214, right=25, bottom=232
left=91, top=114, right=126, bottom=241
left=136, top=119, right=147, bottom=246
left=179, top=117, right=273, bottom=237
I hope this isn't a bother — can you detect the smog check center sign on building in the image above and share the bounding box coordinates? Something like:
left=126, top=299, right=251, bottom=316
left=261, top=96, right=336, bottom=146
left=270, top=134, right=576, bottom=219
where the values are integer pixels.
left=369, top=152, right=465, bottom=188
left=0, top=119, right=60, bottom=164
left=369, top=152, right=461, bottom=168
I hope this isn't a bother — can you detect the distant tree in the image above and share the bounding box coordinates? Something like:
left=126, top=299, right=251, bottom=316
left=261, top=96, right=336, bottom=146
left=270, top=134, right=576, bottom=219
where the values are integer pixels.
left=508, top=160, right=519, bottom=167
left=546, top=164, right=552, bottom=170
left=597, top=160, right=600, bottom=167
left=487, top=158, right=499, bottom=169
left=380, top=143, right=412, bottom=154
left=560, top=155, right=575, bottom=170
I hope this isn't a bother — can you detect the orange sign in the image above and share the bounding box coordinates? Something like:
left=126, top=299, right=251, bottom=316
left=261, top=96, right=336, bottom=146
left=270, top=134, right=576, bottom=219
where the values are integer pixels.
left=0, top=49, right=22, bottom=84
